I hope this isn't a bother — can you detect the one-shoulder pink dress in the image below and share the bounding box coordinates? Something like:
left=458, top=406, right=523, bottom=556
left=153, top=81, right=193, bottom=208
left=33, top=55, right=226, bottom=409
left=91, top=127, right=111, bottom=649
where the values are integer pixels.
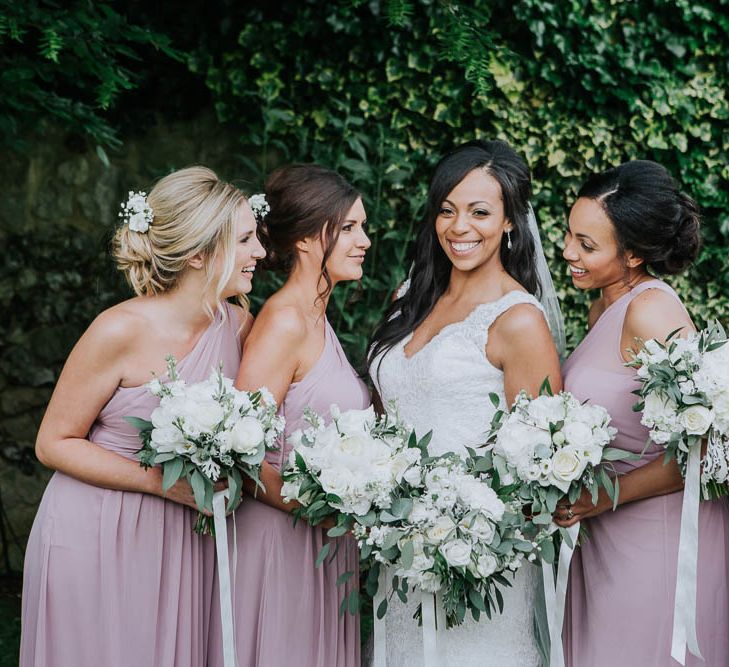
left=208, top=319, right=370, bottom=667
left=21, top=303, right=241, bottom=667
left=562, top=279, right=729, bottom=666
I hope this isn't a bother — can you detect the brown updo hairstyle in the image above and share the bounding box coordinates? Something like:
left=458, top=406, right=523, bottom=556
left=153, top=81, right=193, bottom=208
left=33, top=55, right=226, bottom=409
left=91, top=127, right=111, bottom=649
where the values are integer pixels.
left=112, top=166, right=248, bottom=319
left=260, top=163, right=360, bottom=299
left=577, top=160, right=701, bottom=275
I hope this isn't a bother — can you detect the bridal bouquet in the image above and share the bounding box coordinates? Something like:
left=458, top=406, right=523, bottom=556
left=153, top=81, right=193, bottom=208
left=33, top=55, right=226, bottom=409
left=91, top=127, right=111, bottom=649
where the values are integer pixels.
left=629, top=321, right=729, bottom=499
left=485, top=389, right=624, bottom=526
left=358, top=453, right=535, bottom=626
left=127, top=355, right=284, bottom=533
left=281, top=404, right=424, bottom=530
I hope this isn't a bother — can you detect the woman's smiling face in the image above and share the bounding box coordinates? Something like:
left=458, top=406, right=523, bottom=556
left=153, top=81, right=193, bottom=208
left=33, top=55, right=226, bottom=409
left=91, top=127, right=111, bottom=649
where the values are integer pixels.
left=563, top=197, right=637, bottom=291
left=434, top=168, right=511, bottom=273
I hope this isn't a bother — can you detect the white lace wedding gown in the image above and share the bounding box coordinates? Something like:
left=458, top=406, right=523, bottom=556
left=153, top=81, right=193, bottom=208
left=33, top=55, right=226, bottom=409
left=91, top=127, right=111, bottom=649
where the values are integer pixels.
left=369, top=289, right=544, bottom=667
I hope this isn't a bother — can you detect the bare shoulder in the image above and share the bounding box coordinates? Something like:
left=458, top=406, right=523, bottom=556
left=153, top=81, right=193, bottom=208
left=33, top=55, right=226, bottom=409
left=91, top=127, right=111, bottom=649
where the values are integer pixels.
left=81, top=299, right=149, bottom=353
left=249, top=301, right=307, bottom=344
left=625, top=286, right=694, bottom=342
left=493, top=300, right=549, bottom=337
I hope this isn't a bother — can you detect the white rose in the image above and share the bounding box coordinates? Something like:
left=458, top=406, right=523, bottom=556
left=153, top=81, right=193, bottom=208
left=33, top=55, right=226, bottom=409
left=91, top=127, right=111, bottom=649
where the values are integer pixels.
left=402, top=464, right=423, bottom=487
left=338, top=433, right=369, bottom=458
left=227, top=416, right=265, bottom=454
left=459, top=514, right=495, bottom=544
left=425, top=515, right=456, bottom=544
left=458, top=479, right=505, bottom=520
left=563, top=421, right=594, bottom=446
left=335, top=406, right=376, bottom=435
left=150, top=425, right=186, bottom=452
left=679, top=405, right=713, bottom=436
left=319, top=467, right=353, bottom=499
left=439, top=539, right=472, bottom=567
left=527, top=395, right=566, bottom=429
left=494, top=420, right=541, bottom=469
left=550, top=445, right=588, bottom=492
left=475, top=552, right=499, bottom=578
left=186, top=399, right=226, bottom=433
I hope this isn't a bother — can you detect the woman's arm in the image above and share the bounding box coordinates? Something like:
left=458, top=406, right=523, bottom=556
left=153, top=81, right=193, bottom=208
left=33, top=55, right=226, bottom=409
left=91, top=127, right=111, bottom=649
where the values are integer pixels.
left=555, top=287, right=695, bottom=526
left=234, top=306, right=306, bottom=513
left=35, top=311, right=200, bottom=509
left=488, top=303, right=563, bottom=405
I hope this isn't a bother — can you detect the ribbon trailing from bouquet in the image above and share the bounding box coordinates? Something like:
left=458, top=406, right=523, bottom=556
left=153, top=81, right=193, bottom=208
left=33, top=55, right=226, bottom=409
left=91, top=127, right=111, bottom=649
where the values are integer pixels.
left=541, top=522, right=580, bottom=667
left=671, top=445, right=703, bottom=665
left=372, top=567, right=388, bottom=667
left=213, top=490, right=238, bottom=667
left=422, top=591, right=439, bottom=667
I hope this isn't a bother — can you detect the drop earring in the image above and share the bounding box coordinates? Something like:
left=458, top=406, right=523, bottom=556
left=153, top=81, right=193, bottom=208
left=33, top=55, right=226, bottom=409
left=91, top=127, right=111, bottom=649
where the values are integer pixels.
left=507, top=230, right=513, bottom=250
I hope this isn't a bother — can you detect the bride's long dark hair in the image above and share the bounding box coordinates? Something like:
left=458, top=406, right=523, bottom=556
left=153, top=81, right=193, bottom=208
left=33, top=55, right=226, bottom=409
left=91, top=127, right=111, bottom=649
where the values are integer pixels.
left=368, top=140, right=540, bottom=375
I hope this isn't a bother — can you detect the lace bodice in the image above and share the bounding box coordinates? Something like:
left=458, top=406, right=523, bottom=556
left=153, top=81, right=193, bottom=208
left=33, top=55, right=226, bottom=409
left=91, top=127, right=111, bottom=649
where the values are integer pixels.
left=367, top=288, right=546, bottom=666
left=371, top=290, right=545, bottom=457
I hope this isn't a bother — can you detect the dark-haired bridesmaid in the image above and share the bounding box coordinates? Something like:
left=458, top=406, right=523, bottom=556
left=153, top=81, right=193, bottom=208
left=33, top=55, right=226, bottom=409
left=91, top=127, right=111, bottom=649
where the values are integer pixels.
left=555, top=160, right=729, bottom=666
left=208, top=164, right=370, bottom=667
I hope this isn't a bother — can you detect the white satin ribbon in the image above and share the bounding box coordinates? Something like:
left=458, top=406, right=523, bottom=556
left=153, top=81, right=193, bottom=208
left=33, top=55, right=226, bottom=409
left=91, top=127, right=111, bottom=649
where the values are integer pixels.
left=373, top=567, right=387, bottom=667
left=542, top=522, right=580, bottom=667
left=213, top=490, right=238, bottom=667
left=671, top=445, right=703, bottom=665
left=422, top=591, right=441, bottom=667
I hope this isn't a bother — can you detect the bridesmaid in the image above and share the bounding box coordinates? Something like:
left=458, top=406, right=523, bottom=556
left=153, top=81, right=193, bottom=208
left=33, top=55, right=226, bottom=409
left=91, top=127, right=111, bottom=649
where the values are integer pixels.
left=208, top=164, right=370, bottom=667
left=556, top=160, right=729, bottom=666
left=21, top=166, right=266, bottom=667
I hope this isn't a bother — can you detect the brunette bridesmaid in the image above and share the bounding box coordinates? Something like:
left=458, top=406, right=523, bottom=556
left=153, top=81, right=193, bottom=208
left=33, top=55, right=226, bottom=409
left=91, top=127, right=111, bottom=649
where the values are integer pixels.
left=21, top=167, right=265, bottom=667
left=555, top=160, right=729, bottom=666
left=208, top=164, right=370, bottom=667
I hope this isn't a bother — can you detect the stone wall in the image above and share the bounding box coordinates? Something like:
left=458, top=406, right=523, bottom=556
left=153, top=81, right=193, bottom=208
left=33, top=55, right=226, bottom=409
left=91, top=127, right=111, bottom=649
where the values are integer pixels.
left=0, top=112, right=243, bottom=570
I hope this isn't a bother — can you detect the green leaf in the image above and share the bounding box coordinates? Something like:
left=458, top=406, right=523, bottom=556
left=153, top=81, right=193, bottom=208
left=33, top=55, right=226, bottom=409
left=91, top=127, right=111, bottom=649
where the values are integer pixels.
left=162, top=457, right=184, bottom=492
left=190, top=469, right=207, bottom=512
left=315, top=542, right=330, bottom=568
left=336, top=570, right=354, bottom=587
left=123, top=416, right=153, bottom=432
left=400, top=539, right=415, bottom=569
left=327, top=524, right=349, bottom=537
left=347, top=588, right=360, bottom=615
left=377, top=598, right=389, bottom=619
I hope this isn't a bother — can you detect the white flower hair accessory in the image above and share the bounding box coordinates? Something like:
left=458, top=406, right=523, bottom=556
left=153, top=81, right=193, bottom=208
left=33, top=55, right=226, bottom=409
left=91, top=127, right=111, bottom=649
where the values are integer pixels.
left=248, top=193, right=270, bottom=222
left=119, top=191, right=154, bottom=233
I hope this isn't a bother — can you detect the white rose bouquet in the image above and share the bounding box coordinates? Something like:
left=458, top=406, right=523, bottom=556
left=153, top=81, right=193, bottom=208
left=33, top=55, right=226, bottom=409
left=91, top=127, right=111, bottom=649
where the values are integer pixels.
left=485, top=389, right=625, bottom=526
left=281, top=404, right=427, bottom=615
left=359, top=453, right=538, bottom=627
left=126, top=355, right=284, bottom=533
left=281, top=404, right=424, bottom=530
left=629, top=321, right=729, bottom=499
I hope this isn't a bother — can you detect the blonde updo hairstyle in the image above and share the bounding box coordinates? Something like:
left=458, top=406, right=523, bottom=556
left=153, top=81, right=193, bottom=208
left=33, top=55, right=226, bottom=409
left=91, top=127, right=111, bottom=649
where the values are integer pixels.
left=112, top=166, right=248, bottom=320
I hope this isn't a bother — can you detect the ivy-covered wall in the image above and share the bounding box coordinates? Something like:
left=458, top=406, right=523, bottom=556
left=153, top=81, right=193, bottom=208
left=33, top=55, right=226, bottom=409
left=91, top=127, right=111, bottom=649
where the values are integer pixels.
left=1, top=0, right=727, bottom=570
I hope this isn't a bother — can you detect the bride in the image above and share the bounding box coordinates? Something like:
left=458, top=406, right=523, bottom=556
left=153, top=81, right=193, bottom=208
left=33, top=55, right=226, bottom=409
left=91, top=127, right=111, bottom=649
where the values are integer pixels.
left=368, top=140, right=563, bottom=666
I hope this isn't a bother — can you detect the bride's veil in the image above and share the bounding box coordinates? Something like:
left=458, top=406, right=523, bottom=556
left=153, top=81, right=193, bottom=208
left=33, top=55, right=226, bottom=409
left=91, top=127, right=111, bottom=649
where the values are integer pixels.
left=528, top=204, right=567, bottom=360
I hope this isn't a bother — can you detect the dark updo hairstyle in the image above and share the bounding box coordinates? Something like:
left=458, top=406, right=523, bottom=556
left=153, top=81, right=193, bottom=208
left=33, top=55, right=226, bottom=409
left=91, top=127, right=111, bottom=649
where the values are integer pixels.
left=577, top=160, right=701, bottom=275
left=260, top=163, right=361, bottom=299
left=368, top=139, right=540, bottom=371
